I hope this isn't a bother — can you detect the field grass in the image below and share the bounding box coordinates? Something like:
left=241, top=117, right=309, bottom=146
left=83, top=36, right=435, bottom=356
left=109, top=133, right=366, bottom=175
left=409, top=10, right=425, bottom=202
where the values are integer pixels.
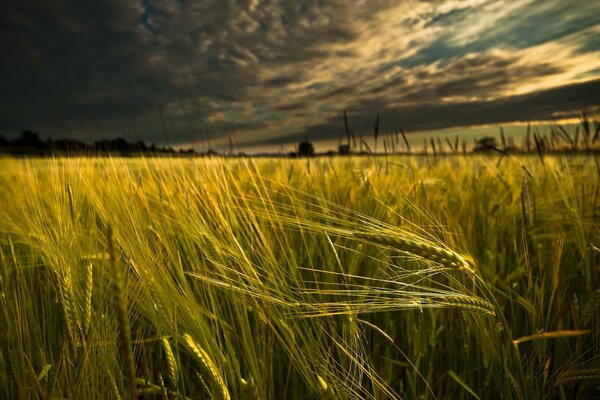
left=0, top=154, right=598, bottom=399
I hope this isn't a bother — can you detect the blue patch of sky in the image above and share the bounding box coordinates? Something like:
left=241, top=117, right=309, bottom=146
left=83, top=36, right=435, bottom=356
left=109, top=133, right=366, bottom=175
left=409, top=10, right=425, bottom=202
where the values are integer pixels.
left=481, top=7, right=600, bottom=51
left=139, top=0, right=155, bottom=32
left=138, top=0, right=166, bottom=33
left=376, top=38, right=456, bottom=72
left=392, top=2, right=600, bottom=70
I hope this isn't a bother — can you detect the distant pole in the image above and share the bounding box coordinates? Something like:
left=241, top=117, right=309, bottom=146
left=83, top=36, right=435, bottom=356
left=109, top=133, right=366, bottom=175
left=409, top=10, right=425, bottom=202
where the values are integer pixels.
left=374, top=114, right=380, bottom=154
left=343, top=110, right=351, bottom=147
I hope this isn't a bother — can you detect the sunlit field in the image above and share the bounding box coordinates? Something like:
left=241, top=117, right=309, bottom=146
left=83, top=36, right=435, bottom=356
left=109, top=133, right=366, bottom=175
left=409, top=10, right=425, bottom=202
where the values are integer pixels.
left=0, top=154, right=598, bottom=399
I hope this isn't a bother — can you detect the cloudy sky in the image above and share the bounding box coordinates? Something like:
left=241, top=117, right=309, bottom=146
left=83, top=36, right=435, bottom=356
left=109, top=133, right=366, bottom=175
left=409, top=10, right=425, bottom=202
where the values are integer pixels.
left=1, top=0, right=599, bottom=152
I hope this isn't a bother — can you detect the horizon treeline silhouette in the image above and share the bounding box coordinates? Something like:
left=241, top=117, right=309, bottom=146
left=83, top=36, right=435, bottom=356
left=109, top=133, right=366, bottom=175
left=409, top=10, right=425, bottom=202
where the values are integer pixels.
left=2, top=114, right=599, bottom=158
left=0, top=130, right=197, bottom=156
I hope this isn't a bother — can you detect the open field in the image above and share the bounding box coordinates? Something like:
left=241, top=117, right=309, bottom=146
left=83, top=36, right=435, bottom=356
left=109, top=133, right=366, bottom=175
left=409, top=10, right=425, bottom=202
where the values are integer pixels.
left=0, top=154, right=598, bottom=399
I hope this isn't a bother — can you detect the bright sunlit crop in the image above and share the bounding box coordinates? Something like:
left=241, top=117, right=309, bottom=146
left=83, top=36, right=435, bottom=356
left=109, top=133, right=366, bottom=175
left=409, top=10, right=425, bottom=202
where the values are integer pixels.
left=0, top=154, right=598, bottom=399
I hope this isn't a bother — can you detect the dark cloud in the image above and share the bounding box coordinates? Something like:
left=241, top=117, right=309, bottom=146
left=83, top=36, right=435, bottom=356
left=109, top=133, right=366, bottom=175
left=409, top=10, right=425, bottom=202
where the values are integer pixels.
left=252, top=78, right=600, bottom=146
left=0, top=0, right=598, bottom=149
left=399, top=53, right=563, bottom=102
left=300, top=50, right=565, bottom=115
left=0, top=0, right=396, bottom=138
left=264, top=75, right=303, bottom=87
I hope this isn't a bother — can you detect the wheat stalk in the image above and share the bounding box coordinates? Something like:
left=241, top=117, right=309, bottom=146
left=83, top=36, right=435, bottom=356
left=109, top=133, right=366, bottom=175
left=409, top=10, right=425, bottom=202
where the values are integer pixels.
left=507, top=371, right=524, bottom=400
left=194, top=370, right=213, bottom=399
left=240, top=376, right=260, bottom=400
left=183, top=333, right=230, bottom=400
left=158, top=374, right=169, bottom=399
left=107, top=368, right=123, bottom=400
left=108, top=227, right=137, bottom=399
left=0, top=346, right=6, bottom=391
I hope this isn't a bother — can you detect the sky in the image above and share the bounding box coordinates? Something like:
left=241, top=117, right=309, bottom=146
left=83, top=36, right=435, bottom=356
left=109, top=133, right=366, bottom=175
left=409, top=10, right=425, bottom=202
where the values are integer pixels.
left=1, top=0, right=599, bottom=152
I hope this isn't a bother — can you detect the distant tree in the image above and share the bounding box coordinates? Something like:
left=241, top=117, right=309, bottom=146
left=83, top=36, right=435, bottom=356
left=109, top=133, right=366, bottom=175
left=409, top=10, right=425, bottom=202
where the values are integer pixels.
left=298, top=141, right=314, bottom=157
left=14, top=130, right=47, bottom=152
left=21, top=130, right=39, bottom=143
left=94, top=138, right=132, bottom=153
left=52, top=138, right=87, bottom=152
left=0, top=135, right=6, bottom=146
left=473, top=136, right=498, bottom=152
left=18, top=130, right=45, bottom=146
left=111, top=138, right=129, bottom=152
left=338, top=144, right=350, bottom=155
left=135, top=140, right=148, bottom=152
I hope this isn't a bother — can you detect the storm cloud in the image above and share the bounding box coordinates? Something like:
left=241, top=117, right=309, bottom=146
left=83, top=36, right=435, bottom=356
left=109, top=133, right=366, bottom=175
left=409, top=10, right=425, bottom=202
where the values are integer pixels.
left=0, top=0, right=599, bottom=150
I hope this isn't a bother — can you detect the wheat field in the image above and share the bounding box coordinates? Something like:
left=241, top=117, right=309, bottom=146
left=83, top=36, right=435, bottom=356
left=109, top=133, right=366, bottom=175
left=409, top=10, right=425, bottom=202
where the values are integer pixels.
left=0, top=154, right=598, bottom=399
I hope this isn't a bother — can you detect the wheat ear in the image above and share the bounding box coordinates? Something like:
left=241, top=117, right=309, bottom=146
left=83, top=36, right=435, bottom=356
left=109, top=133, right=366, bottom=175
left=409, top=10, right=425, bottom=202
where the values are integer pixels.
left=433, top=295, right=495, bottom=316
left=556, top=369, right=600, bottom=385
left=317, top=375, right=336, bottom=399
left=83, top=263, right=93, bottom=336
left=353, top=232, right=475, bottom=274
left=183, top=333, right=231, bottom=400
left=582, top=289, right=600, bottom=326
left=55, top=271, right=79, bottom=349
left=161, top=336, right=178, bottom=388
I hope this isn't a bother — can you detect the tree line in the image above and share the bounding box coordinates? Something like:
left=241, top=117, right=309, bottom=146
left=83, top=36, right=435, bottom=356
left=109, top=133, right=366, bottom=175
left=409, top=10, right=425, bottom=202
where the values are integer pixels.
left=0, top=130, right=197, bottom=156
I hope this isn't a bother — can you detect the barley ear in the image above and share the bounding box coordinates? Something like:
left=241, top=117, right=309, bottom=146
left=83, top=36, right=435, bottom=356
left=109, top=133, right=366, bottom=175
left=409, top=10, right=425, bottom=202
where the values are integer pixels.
left=582, top=289, right=600, bottom=326
left=556, top=369, right=600, bottom=385
left=434, top=295, right=495, bottom=316
left=55, top=271, right=79, bottom=350
left=183, top=333, right=231, bottom=400
left=83, top=263, right=93, bottom=336
left=317, top=375, right=336, bottom=399
left=161, top=336, right=178, bottom=388
left=353, top=231, right=476, bottom=274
